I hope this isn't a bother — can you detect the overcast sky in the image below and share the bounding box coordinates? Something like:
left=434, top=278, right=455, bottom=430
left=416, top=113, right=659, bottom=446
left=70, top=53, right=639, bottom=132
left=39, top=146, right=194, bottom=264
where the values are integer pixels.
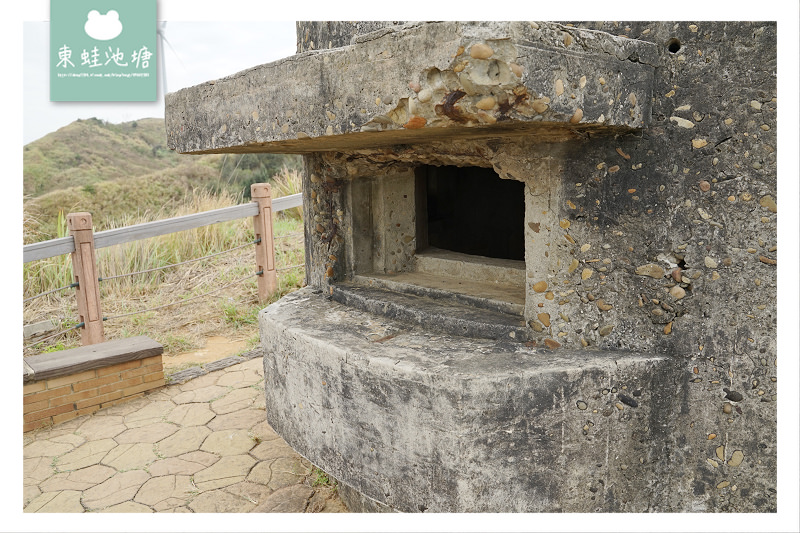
left=23, top=20, right=297, bottom=144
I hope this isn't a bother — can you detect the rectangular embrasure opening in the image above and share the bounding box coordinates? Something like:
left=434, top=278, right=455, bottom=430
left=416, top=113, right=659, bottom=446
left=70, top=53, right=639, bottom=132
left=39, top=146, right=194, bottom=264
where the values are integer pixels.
left=421, top=165, right=525, bottom=261
left=344, top=164, right=527, bottom=316
left=406, top=164, right=526, bottom=313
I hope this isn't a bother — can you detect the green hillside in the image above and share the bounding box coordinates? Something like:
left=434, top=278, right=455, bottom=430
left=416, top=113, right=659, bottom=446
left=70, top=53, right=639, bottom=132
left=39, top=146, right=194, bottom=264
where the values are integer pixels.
left=23, top=117, right=301, bottom=242
left=23, top=118, right=183, bottom=197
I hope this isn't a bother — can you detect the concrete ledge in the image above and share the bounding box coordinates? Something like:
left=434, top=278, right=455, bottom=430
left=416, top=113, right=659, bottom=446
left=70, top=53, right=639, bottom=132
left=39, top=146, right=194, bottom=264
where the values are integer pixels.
left=415, top=248, right=525, bottom=286
left=352, top=273, right=524, bottom=317
left=165, top=348, right=263, bottom=384
left=260, top=288, right=685, bottom=512
left=330, top=281, right=530, bottom=341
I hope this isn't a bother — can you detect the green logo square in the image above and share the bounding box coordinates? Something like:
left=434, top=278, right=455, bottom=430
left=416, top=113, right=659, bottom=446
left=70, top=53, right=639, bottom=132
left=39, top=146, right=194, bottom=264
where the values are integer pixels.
left=50, top=0, right=157, bottom=101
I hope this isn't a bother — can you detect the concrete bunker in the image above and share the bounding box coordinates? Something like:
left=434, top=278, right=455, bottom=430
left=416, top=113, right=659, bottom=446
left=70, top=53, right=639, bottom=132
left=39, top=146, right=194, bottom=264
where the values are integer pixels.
left=166, top=21, right=778, bottom=513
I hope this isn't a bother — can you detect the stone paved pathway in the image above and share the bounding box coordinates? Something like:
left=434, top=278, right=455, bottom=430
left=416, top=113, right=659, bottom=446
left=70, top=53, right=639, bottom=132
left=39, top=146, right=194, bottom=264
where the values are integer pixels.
left=23, top=357, right=348, bottom=513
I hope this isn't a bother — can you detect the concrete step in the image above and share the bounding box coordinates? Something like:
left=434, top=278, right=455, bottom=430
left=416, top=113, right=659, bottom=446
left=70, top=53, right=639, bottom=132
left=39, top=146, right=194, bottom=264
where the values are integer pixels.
left=352, top=272, right=524, bottom=316
left=330, top=281, right=531, bottom=342
left=414, top=248, right=525, bottom=287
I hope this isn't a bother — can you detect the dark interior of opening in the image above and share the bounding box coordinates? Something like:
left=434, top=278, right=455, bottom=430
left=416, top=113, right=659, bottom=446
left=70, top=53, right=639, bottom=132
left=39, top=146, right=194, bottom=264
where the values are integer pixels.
left=420, top=165, right=525, bottom=261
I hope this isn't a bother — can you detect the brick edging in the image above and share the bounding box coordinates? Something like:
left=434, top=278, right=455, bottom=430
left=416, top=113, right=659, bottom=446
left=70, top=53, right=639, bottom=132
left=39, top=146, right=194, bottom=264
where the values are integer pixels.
left=23, top=337, right=165, bottom=433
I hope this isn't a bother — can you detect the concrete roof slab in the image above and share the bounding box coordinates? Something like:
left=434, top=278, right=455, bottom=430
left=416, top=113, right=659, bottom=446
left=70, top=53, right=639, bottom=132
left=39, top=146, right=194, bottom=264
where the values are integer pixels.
left=166, top=21, right=656, bottom=155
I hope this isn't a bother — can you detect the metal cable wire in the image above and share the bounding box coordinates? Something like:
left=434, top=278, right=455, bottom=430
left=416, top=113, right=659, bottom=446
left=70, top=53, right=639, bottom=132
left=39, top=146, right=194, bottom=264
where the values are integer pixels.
left=25, top=263, right=305, bottom=348
left=23, top=282, right=79, bottom=304
left=103, top=271, right=261, bottom=321
left=24, top=231, right=305, bottom=348
left=24, top=321, right=85, bottom=348
left=98, top=239, right=260, bottom=282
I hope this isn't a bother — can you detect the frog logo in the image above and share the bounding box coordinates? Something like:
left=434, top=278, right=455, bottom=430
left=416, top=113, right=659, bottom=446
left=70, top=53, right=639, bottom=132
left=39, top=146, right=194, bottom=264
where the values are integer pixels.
left=84, top=10, right=123, bottom=41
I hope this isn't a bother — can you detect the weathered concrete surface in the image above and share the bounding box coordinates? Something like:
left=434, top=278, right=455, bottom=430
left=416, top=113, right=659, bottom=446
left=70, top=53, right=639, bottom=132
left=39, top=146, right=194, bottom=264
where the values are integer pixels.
left=167, top=20, right=777, bottom=513
left=292, top=23, right=777, bottom=513
left=166, top=21, right=656, bottom=155
left=329, top=281, right=530, bottom=341
left=261, top=288, right=687, bottom=512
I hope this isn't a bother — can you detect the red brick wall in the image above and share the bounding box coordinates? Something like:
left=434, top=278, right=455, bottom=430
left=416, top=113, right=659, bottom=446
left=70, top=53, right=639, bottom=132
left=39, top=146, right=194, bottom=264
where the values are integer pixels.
left=23, top=355, right=164, bottom=432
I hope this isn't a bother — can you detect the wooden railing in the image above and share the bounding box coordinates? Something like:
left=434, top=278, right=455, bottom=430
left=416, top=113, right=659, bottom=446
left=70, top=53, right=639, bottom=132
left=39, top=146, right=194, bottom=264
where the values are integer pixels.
left=23, top=183, right=302, bottom=346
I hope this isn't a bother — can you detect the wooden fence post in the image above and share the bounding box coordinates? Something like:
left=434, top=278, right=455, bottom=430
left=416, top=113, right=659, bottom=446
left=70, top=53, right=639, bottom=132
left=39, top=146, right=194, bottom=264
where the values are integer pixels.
left=251, top=183, right=277, bottom=301
left=67, top=212, right=104, bottom=345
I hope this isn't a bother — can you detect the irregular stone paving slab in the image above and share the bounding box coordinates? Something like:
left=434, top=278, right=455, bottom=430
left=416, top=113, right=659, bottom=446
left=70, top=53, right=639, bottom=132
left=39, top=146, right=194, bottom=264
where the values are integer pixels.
left=156, top=426, right=210, bottom=458
left=193, top=454, right=256, bottom=491
left=81, top=470, right=150, bottom=510
left=145, top=386, right=182, bottom=400
left=160, top=505, right=192, bottom=512
left=179, top=372, right=221, bottom=392
left=215, top=369, right=262, bottom=388
left=245, top=460, right=273, bottom=486
left=27, top=418, right=83, bottom=440
left=23, top=439, right=75, bottom=459
left=200, top=429, right=257, bottom=455
left=99, top=501, right=153, bottom=512
left=24, top=456, right=55, bottom=484
left=40, top=464, right=116, bottom=492
left=22, top=357, right=350, bottom=514
left=223, top=481, right=273, bottom=506
left=25, top=490, right=84, bottom=513
left=123, top=400, right=175, bottom=428
left=153, top=497, right=194, bottom=512
left=114, top=422, right=179, bottom=444
left=267, top=456, right=311, bottom=491
left=148, top=456, right=210, bottom=477
left=49, top=433, right=87, bottom=448
left=97, top=397, right=147, bottom=417
left=134, top=474, right=195, bottom=507
left=102, top=442, right=157, bottom=471
left=177, top=450, right=219, bottom=467
left=210, top=387, right=259, bottom=415
left=251, top=484, right=314, bottom=513
left=76, top=415, right=127, bottom=440
left=23, top=485, right=41, bottom=508
left=237, top=357, right=264, bottom=374
left=249, top=419, right=281, bottom=442
left=166, top=402, right=216, bottom=426
left=172, top=385, right=229, bottom=405
left=250, top=439, right=299, bottom=461
left=251, top=393, right=267, bottom=410
left=207, top=408, right=264, bottom=431
left=55, top=438, right=117, bottom=472
left=188, top=488, right=256, bottom=513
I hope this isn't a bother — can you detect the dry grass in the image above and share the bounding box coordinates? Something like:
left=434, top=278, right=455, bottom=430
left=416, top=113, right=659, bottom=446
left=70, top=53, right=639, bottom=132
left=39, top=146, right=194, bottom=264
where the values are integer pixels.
left=23, top=182, right=305, bottom=360
left=270, top=166, right=303, bottom=220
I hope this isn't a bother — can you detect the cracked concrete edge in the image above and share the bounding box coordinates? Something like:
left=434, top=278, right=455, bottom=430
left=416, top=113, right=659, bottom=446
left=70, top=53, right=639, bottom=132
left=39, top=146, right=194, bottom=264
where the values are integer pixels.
left=165, top=348, right=263, bottom=384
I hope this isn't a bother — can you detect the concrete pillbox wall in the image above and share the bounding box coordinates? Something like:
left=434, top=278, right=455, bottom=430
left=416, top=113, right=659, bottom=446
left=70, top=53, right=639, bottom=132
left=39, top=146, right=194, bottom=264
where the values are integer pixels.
left=166, top=21, right=777, bottom=512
